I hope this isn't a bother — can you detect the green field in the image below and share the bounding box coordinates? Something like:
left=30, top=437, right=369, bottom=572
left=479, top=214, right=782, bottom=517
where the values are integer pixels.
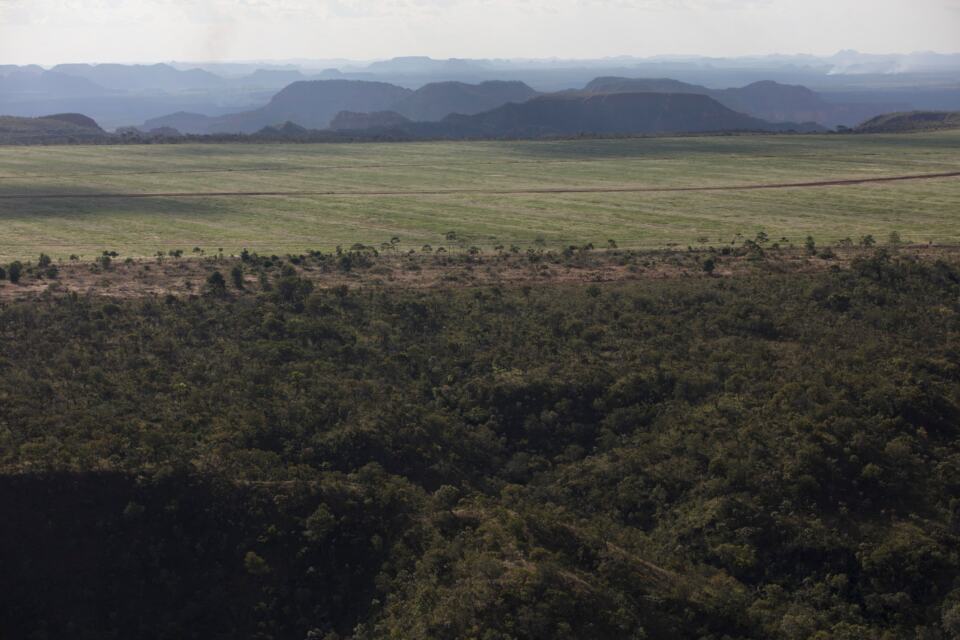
left=1, top=131, right=959, bottom=260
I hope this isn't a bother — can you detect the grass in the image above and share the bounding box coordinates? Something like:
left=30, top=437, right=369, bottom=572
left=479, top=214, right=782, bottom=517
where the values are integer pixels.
left=0, top=131, right=959, bottom=260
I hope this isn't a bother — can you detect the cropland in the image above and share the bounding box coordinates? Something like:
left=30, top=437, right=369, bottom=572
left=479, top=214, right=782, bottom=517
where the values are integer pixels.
left=1, top=130, right=959, bottom=261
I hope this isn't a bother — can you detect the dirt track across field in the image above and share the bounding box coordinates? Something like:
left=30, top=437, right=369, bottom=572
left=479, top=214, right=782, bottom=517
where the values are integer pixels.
left=1, top=170, right=958, bottom=200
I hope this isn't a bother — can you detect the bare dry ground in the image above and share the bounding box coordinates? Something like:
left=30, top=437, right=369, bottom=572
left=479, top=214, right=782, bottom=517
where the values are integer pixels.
left=2, top=244, right=956, bottom=301
left=1, top=169, right=957, bottom=200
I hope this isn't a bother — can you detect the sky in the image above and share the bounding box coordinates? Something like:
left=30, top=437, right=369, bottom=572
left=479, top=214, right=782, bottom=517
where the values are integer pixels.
left=0, top=0, right=958, bottom=65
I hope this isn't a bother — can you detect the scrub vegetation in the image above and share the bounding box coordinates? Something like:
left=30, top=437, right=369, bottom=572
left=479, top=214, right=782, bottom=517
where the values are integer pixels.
left=1, top=247, right=959, bottom=639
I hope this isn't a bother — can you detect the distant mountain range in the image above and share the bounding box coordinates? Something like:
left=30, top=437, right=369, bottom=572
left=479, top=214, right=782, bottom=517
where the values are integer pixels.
left=49, top=63, right=225, bottom=92
left=144, top=76, right=830, bottom=137
left=17, top=102, right=960, bottom=145
left=583, top=77, right=904, bottom=128
left=0, top=65, right=929, bottom=141
left=143, top=80, right=539, bottom=134
left=144, top=80, right=412, bottom=133
left=369, top=92, right=823, bottom=138
left=3, top=55, right=960, bottom=130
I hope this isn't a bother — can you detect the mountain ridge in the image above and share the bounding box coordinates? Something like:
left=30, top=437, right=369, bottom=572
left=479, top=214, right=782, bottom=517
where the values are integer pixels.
left=341, top=91, right=827, bottom=139
left=583, top=77, right=900, bottom=128
left=855, top=110, right=960, bottom=133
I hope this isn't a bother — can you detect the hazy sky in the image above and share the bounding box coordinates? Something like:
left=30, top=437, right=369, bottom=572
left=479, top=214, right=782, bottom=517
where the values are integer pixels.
left=1, top=0, right=958, bottom=65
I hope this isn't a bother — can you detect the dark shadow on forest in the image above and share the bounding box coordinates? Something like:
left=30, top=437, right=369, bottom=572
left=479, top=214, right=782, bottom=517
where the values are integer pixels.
left=0, top=472, right=382, bottom=639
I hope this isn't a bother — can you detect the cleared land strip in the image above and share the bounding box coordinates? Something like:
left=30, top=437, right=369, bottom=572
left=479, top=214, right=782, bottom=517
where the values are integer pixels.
left=1, top=170, right=958, bottom=200
left=0, top=158, right=593, bottom=180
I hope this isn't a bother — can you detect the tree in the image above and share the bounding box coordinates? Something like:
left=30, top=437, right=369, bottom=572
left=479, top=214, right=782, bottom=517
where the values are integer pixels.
left=38, top=253, right=52, bottom=267
left=703, top=257, right=716, bottom=276
left=243, top=551, right=271, bottom=576
left=230, top=265, right=245, bottom=290
left=804, top=235, right=817, bottom=256
left=206, top=271, right=227, bottom=295
left=8, top=261, right=22, bottom=284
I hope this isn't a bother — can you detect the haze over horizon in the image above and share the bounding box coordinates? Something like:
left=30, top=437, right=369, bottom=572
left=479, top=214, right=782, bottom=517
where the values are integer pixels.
left=1, top=0, right=958, bottom=66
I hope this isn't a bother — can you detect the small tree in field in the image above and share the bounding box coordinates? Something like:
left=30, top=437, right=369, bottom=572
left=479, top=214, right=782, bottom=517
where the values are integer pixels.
left=230, top=265, right=245, bottom=290
left=206, top=271, right=227, bottom=296
left=703, top=257, right=716, bottom=276
left=8, top=261, right=22, bottom=284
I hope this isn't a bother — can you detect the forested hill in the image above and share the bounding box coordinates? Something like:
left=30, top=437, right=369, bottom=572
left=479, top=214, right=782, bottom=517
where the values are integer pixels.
left=0, top=114, right=110, bottom=144
left=856, top=110, right=960, bottom=133
left=1, top=248, right=959, bottom=638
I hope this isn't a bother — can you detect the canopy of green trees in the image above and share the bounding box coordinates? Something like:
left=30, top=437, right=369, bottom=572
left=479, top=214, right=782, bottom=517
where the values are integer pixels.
left=0, top=250, right=958, bottom=639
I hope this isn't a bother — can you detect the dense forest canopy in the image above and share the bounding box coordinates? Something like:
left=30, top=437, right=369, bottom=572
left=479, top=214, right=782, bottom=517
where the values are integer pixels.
left=1, top=249, right=959, bottom=638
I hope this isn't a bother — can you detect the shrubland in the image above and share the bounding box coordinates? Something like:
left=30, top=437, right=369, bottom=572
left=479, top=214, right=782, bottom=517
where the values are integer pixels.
left=0, top=249, right=959, bottom=639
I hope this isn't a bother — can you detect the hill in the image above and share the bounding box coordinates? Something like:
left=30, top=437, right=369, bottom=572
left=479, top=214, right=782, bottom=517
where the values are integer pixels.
left=855, top=110, right=960, bottom=133
left=153, top=80, right=413, bottom=134
left=0, top=114, right=110, bottom=143
left=330, top=110, right=411, bottom=130
left=140, top=111, right=217, bottom=134
left=585, top=77, right=897, bottom=128
left=213, top=80, right=413, bottom=133
left=391, top=80, right=538, bottom=121
left=425, top=92, right=821, bottom=137
left=146, top=80, right=536, bottom=133
left=39, top=113, right=104, bottom=131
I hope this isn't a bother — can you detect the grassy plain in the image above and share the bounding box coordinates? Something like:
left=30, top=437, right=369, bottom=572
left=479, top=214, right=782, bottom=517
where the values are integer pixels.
left=0, top=131, right=958, bottom=260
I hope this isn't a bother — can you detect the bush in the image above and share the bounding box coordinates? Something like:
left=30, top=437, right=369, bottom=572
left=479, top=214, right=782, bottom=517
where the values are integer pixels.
left=230, top=265, right=244, bottom=289
left=206, top=271, right=227, bottom=295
